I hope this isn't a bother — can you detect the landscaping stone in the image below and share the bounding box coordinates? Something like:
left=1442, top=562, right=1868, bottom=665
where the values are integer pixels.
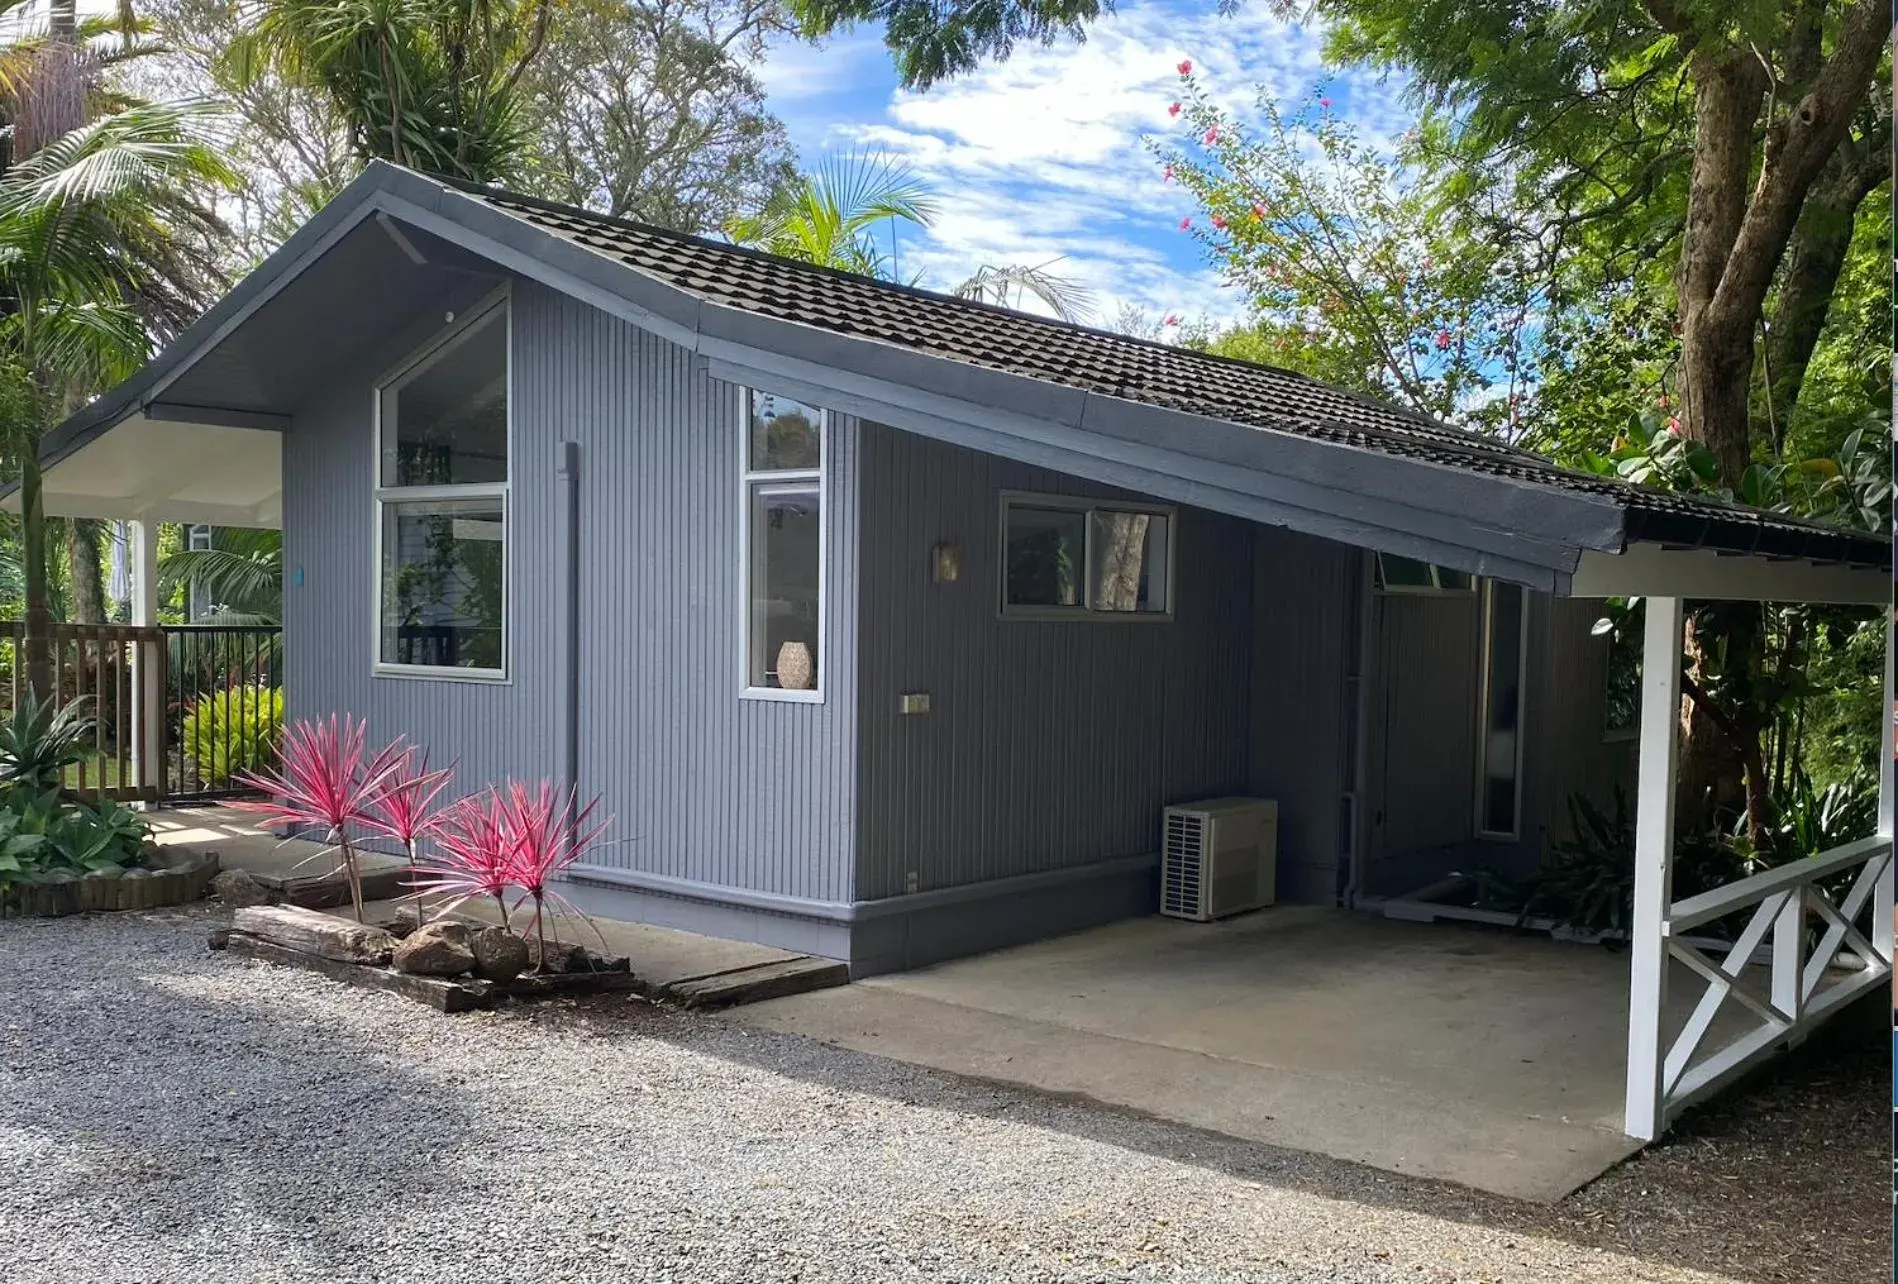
left=524, top=938, right=587, bottom=974
left=391, top=922, right=474, bottom=977
left=210, top=870, right=272, bottom=909
left=468, top=926, right=529, bottom=982
left=41, top=869, right=78, bottom=884
left=84, top=867, right=123, bottom=880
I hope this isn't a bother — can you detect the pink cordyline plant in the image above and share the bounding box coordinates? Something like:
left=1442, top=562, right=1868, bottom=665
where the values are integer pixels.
left=234, top=715, right=408, bottom=922
left=364, top=749, right=456, bottom=925
left=497, top=781, right=610, bottom=965
left=411, top=788, right=517, bottom=929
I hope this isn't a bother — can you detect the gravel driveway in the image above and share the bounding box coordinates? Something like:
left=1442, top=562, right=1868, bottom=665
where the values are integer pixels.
left=0, top=908, right=1882, bottom=1283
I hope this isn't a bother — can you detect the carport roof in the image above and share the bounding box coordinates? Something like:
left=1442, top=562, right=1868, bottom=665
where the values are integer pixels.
left=33, top=162, right=1892, bottom=599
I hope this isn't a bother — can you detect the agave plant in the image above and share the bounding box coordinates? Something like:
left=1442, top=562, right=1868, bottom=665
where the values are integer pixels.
left=0, top=690, right=94, bottom=794
left=411, top=787, right=517, bottom=928
left=496, top=781, right=608, bottom=961
left=363, top=748, right=455, bottom=924
left=233, top=715, right=408, bottom=921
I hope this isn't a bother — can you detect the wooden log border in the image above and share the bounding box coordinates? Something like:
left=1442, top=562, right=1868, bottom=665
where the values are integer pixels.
left=1, top=851, right=221, bottom=918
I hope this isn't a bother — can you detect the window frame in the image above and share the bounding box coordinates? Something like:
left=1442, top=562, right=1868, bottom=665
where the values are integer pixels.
left=996, top=491, right=1177, bottom=622
left=1373, top=552, right=1475, bottom=596
left=370, top=287, right=512, bottom=684
left=739, top=388, right=827, bottom=704
left=1473, top=578, right=1530, bottom=841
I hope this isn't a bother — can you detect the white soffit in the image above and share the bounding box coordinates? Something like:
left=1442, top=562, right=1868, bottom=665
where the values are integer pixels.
left=1571, top=542, right=1890, bottom=606
left=6, top=413, right=282, bottom=527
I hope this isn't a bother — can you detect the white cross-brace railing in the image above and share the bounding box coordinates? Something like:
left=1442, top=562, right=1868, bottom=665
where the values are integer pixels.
left=1625, top=596, right=1895, bottom=1142
left=1653, top=835, right=1891, bottom=1125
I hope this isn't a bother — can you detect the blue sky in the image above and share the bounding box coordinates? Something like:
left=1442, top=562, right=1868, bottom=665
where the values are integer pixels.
left=754, top=0, right=1412, bottom=330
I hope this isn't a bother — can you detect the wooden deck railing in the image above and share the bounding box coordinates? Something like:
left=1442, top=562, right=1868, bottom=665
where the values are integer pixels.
left=0, top=620, right=166, bottom=801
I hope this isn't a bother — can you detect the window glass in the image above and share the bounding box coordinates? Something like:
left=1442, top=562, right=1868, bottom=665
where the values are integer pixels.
left=749, top=391, right=823, bottom=471
left=1479, top=581, right=1525, bottom=835
left=1087, top=509, right=1170, bottom=613
left=1379, top=554, right=1435, bottom=589
left=748, top=484, right=821, bottom=689
left=380, top=309, right=508, bottom=487
left=1004, top=506, right=1086, bottom=608
left=380, top=498, right=506, bottom=670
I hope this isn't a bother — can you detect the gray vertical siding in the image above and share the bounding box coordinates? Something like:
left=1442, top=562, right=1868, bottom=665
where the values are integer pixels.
left=852, top=423, right=1255, bottom=903
left=284, top=279, right=859, bottom=904
left=1247, top=528, right=1357, bottom=903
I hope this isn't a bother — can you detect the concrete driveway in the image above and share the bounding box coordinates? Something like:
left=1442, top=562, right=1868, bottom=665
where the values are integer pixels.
left=731, top=907, right=1751, bottom=1202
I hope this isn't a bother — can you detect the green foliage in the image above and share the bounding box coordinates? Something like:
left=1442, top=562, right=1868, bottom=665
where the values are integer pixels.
left=0, top=789, right=151, bottom=889
left=1751, top=770, right=1878, bottom=869
left=158, top=527, right=284, bottom=624
left=1514, top=789, right=1744, bottom=938
left=726, top=152, right=937, bottom=277
left=182, top=684, right=285, bottom=786
left=0, top=691, right=95, bottom=793
left=785, top=0, right=1103, bottom=90
left=223, top=0, right=558, bottom=184
left=1161, top=75, right=1542, bottom=433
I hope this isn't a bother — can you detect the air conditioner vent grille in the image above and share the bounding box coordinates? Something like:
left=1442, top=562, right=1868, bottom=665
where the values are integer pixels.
left=1162, top=812, right=1205, bottom=918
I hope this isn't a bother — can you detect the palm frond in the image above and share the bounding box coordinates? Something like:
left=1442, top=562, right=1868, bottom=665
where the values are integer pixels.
left=953, top=261, right=1096, bottom=323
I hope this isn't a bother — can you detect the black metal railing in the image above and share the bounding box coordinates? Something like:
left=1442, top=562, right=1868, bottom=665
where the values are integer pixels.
left=165, top=625, right=284, bottom=801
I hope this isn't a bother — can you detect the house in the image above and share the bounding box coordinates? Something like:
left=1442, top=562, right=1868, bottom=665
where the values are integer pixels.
left=25, top=162, right=1892, bottom=1142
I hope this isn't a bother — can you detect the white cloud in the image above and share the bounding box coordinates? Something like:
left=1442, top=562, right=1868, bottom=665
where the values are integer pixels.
left=760, top=1, right=1404, bottom=329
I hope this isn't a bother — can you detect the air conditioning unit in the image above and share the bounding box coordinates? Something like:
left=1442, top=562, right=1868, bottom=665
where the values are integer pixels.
left=1160, top=797, right=1278, bottom=921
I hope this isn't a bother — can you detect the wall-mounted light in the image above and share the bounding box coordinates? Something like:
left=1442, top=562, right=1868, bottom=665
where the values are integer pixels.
left=932, top=542, right=961, bottom=583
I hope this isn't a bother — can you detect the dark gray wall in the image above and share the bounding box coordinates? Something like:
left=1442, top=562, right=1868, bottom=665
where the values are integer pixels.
left=1247, top=528, right=1358, bottom=903
left=284, top=279, right=861, bottom=906
left=1361, top=585, right=1631, bottom=897
left=852, top=424, right=1256, bottom=904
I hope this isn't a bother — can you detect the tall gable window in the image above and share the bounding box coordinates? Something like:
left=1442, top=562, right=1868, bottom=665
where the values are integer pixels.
left=374, top=295, right=509, bottom=678
left=742, top=389, right=825, bottom=700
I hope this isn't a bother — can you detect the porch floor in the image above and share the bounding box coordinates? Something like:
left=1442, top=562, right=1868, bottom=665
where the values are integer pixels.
left=733, top=907, right=1754, bottom=1202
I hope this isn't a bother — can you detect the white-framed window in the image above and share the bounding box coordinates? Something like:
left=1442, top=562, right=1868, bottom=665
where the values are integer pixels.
left=1375, top=552, right=1474, bottom=595
left=998, top=492, right=1174, bottom=620
left=741, top=388, right=825, bottom=701
left=372, top=291, right=510, bottom=680
left=1475, top=579, right=1528, bottom=839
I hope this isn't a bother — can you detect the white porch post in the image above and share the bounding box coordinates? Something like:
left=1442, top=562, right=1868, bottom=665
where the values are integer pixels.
left=129, top=521, right=161, bottom=795
left=1625, top=594, right=1683, bottom=1142
left=1875, top=605, right=1894, bottom=965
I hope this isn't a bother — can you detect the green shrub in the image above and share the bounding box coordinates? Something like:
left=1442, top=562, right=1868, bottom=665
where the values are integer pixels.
left=182, top=685, right=285, bottom=786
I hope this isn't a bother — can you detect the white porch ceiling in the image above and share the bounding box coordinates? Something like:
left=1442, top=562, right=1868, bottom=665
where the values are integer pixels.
left=8, top=413, right=282, bottom=527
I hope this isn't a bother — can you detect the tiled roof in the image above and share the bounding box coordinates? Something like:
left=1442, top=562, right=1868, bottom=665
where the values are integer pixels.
left=464, top=184, right=1889, bottom=570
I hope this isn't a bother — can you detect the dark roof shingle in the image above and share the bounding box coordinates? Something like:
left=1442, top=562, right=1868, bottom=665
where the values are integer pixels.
left=462, top=183, right=1887, bottom=570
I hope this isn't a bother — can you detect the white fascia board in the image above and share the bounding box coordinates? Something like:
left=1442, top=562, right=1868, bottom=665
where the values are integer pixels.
left=1571, top=543, right=1890, bottom=605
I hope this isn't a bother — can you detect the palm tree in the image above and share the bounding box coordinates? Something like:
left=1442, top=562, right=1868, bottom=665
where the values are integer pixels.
left=0, top=101, right=235, bottom=697
left=158, top=527, right=283, bottom=624
left=729, top=155, right=1096, bottom=323
left=225, top=0, right=556, bottom=184
left=726, top=153, right=937, bottom=278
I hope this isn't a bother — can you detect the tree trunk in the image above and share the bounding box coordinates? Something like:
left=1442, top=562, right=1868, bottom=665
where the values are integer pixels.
left=1764, top=138, right=1889, bottom=441
left=66, top=520, right=104, bottom=624
left=19, top=440, right=52, bottom=701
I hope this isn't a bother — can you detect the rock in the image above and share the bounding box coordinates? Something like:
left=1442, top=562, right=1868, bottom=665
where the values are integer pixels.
left=84, top=866, right=124, bottom=880
left=41, top=868, right=78, bottom=884
left=140, top=840, right=164, bottom=862
left=122, top=867, right=154, bottom=880
left=211, top=870, right=273, bottom=909
left=524, top=938, right=587, bottom=974
left=391, top=922, right=474, bottom=977
left=469, top=926, right=529, bottom=982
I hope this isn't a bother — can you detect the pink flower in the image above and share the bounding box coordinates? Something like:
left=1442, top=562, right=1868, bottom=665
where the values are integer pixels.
left=1211, top=213, right=1227, bottom=229
left=1204, top=125, right=1220, bottom=143
left=1320, top=97, right=1332, bottom=109
left=1433, top=330, right=1451, bottom=350
left=1251, top=202, right=1266, bottom=220
left=1162, top=163, right=1174, bottom=183
left=1656, top=394, right=1670, bottom=410
left=1179, top=217, right=1192, bottom=230
left=1168, top=101, right=1181, bottom=117
left=1177, top=59, right=1193, bottom=75
left=1163, top=314, right=1180, bottom=326
left=1666, top=416, right=1682, bottom=435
